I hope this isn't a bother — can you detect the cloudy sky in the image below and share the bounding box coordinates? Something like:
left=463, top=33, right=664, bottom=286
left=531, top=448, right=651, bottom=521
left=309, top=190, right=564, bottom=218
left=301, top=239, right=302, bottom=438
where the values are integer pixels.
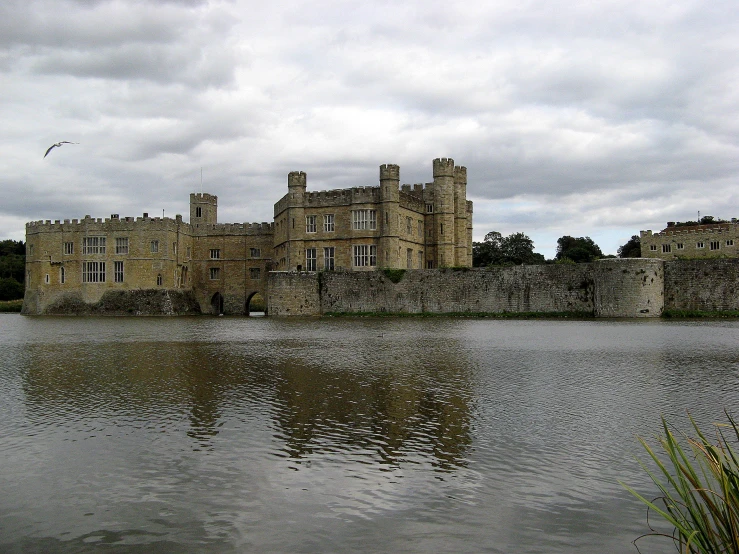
left=2, top=0, right=737, bottom=258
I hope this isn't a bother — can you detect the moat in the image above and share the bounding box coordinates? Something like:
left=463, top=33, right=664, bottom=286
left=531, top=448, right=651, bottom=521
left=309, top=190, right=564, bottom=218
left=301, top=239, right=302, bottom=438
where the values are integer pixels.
left=1, top=315, right=737, bottom=553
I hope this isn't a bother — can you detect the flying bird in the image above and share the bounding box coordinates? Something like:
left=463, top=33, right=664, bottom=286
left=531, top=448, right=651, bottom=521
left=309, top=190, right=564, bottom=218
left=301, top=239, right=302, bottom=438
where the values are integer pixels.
left=44, top=141, right=78, bottom=158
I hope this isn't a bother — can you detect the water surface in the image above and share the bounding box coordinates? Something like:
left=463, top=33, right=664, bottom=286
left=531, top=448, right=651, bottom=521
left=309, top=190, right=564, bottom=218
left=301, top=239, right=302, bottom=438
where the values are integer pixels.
left=1, top=315, right=737, bottom=553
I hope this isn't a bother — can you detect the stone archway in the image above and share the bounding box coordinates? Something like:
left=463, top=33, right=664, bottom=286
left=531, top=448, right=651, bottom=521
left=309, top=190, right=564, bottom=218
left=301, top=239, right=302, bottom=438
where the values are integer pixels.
left=246, top=291, right=266, bottom=317
left=210, top=292, right=224, bottom=315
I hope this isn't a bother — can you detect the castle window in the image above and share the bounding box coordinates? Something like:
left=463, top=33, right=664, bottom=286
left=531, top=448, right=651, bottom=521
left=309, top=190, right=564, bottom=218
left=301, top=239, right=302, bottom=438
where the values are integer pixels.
left=406, top=217, right=413, bottom=235
left=150, top=240, right=159, bottom=253
left=662, top=244, right=671, bottom=253
left=114, top=261, right=124, bottom=283
left=210, top=249, right=221, bottom=259
left=60, top=267, right=65, bottom=284
left=83, top=236, right=106, bottom=254
left=352, top=210, right=377, bottom=231
left=209, top=267, right=220, bottom=280
left=196, top=207, right=202, bottom=218
left=324, top=214, right=335, bottom=232
left=418, top=221, right=422, bottom=236
left=64, top=242, right=74, bottom=255
left=250, top=248, right=261, bottom=258
left=305, top=248, right=317, bottom=271
left=677, top=243, right=684, bottom=250
left=173, top=243, right=177, bottom=256
left=324, top=247, right=335, bottom=270
left=186, top=247, right=191, bottom=258
left=697, top=241, right=705, bottom=248
left=426, top=203, right=433, bottom=213
left=157, top=274, right=163, bottom=286
left=407, top=248, right=413, bottom=268
left=727, top=240, right=734, bottom=246
left=650, top=245, right=657, bottom=251
left=440, top=223, right=444, bottom=235
left=418, top=251, right=423, bottom=268
left=115, top=237, right=129, bottom=254
left=353, top=245, right=376, bottom=267
left=82, top=261, right=106, bottom=283
left=306, top=215, right=317, bottom=233
left=250, top=267, right=261, bottom=280
left=710, top=241, right=720, bottom=250
left=45, top=274, right=49, bottom=284
left=427, top=260, right=434, bottom=269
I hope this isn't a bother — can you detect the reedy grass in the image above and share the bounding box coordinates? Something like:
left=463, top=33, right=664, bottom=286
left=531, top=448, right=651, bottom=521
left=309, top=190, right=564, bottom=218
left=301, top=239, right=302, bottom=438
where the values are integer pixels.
left=623, top=413, right=739, bottom=553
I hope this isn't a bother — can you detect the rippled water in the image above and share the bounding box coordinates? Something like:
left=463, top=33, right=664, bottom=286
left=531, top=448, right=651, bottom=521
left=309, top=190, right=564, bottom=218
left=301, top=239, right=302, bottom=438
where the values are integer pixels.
left=1, top=315, right=738, bottom=553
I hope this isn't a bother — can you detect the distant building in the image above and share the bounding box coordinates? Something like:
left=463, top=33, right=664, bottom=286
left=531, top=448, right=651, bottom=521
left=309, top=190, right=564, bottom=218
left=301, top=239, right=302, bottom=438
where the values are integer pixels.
left=23, top=158, right=473, bottom=315
left=640, top=220, right=739, bottom=259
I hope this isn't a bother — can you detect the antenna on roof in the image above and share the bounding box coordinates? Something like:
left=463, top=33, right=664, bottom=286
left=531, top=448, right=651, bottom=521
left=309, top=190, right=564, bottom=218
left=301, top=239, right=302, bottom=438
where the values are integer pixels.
left=201, top=167, right=203, bottom=193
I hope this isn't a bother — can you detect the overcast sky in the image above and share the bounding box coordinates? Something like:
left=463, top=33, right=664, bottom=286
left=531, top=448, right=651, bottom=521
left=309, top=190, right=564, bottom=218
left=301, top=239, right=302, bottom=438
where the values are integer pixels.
left=2, top=0, right=737, bottom=258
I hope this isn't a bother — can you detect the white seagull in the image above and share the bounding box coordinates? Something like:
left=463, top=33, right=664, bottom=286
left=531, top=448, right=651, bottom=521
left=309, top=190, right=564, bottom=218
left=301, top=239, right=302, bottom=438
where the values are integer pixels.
left=44, top=141, right=78, bottom=158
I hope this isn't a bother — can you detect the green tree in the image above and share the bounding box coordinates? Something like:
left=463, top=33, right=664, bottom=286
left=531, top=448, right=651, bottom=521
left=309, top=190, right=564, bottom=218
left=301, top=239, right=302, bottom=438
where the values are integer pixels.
left=0, top=240, right=25, bottom=300
left=473, top=231, right=544, bottom=267
left=617, top=235, right=641, bottom=258
left=555, top=236, right=603, bottom=263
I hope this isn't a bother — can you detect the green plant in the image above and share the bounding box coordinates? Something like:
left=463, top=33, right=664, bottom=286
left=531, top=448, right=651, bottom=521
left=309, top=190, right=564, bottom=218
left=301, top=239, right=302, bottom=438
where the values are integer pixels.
left=381, top=268, right=406, bottom=283
left=624, top=413, right=739, bottom=553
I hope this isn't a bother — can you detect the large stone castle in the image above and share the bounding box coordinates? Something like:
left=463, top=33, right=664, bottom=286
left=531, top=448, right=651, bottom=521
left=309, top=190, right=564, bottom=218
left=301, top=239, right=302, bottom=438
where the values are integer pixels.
left=640, top=220, right=739, bottom=259
left=23, top=158, right=473, bottom=315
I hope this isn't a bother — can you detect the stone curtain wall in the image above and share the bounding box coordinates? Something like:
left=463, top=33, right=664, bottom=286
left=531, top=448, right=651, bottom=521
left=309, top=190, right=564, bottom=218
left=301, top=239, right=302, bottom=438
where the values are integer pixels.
left=317, top=266, right=596, bottom=315
left=267, top=272, right=321, bottom=316
left=664, top=259, right=739, bottom=311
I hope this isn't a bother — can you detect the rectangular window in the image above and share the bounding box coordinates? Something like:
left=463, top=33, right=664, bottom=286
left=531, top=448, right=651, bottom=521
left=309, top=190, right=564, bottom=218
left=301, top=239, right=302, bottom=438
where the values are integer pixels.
left=115, top=237, right=129, bottom=254
left=323, top=247, right=335, bottom=270
left=306, top=248, right=317, bottom=271
left=210, top=249, right=221, bottom=259
left=710, top=241, right=720, bottom=251
left=697, top=241, right=705, bottom=249
left=60, top=266, right=65, bottom=284
left=210, top=267, right=220, bottom=280
left=250, top=267, right=261, bottom=280
left=306, top=215, right=317, bottom=233
left=418, top=251, right=423, bottom=268
left=186, top=247, right=191, bottom=258
left=82, top=261, right=106, bottom=283
left=427, top=260, right=434, bottom=269
left=157, top=274, right=163, bottom=286
left=114, top=261, right=124, bottom=283
left=407, top=248, right=413, bottom=268
left=45, top=274, right=49, bottom=284
left=64, top=242, right=74, bottom=255
left=173, top=243, right=177, bottom=256
left=353, top=245, right=377, bottom=267
left=676, top=243, right=684, bottom=250
left=727, top=240, right=734, bottom=246
left=250, top=248, right=261, bottom=258
left=82, top=236, right=106, bottom=254
left=440, top=223, right=444, bottom=235
left=650, top=245, right=657, bottom=251
left=417, top=221, right=422, bottom=236
left=324, top=214, right=335, bottom=232
left=352, top=210, right=377, bottom=230
left=662, top=244, right=671, bottom=253
left=426, top=203, right=433, bottom=213
left=196, top=207, right=202, bottom=217
left=406, top=216, right=413, bottom=235
left=150, top=240, right=159, bottom=253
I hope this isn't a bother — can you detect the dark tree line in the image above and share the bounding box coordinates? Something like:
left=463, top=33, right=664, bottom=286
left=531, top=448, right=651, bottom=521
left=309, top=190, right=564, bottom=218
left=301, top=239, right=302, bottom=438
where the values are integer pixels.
left=0, top=240, right=25, bottom=300
left=473, top=231, right=545, bottom=267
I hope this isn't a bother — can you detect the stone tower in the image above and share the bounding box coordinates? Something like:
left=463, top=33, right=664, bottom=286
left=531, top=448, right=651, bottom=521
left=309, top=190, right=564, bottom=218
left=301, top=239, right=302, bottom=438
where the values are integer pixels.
left=379, top=164, right=400, bottom=268
left=190, top=193, right=218, bottom=226
left=286, top=171, right=307, bottom=270
left=432, top=158, right=456, bottom=267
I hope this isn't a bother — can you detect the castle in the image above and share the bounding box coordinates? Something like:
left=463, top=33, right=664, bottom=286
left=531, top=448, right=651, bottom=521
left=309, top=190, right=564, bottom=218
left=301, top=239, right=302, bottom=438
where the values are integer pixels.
left=23, top=158, right=473, bottom=315
left=640, top=220, right=739, bottom=259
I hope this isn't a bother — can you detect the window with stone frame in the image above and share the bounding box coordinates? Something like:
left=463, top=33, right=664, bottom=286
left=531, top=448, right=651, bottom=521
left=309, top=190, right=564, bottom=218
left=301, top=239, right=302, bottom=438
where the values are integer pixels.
left=662, top=244, right=671, bottom=253
left=323, top=247, right=335, bottom=270
left=210, top=249, right=220, bottom=259
left=250, top=248, right=260, bottom=258
left=64, top=242, right=74, bottom=255
left=353, top=245, right=376, bottom=267
left=306, top=215, right=317, bottom=233
left=324, top=214, right=335, bottom=232
left=352, top=210, right=377, bottom=230
left=150, top=240, right=159, bottom=253
left=250, top=267, right=260, bottom=280
left=305, top=248, right=317, bottom=271
left=114, top=261, right=124, bottom=283
left=115, top=237, right=129, bottom=254
left=83, top=236, right=106, bottom=254
left=82, top=261, right=106, bottom=283
left=710, top=241, right=720, bottom=251
left=210, top=267, right=220, bottom=280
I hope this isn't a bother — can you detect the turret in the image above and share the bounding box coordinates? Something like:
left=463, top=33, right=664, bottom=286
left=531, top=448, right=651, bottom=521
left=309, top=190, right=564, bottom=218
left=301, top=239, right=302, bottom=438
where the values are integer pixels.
left=190, top=193, right=218, bottom=226
left=432, top=158, right=455, bottom=267
left=288, top=171, right=307, bottom=207
left=379, top=164, right=400, bottom=203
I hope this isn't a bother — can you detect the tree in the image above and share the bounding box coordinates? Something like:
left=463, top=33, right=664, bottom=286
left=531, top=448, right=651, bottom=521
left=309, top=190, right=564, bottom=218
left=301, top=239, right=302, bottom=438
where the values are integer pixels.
left=473, top=231, right=545, bottom=267
left=617, top=235, right=641, bottom=258
left=555, top=236, right=603, bottom=263
left=0, top=240, right=25, bottom=300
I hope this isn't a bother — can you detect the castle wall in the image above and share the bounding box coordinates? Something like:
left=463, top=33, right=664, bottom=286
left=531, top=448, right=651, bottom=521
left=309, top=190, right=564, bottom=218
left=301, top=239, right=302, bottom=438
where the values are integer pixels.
left=641, top=222, right=739, bottom=259
left=593, top=258, right=664, bottom=317
left=664, top=259, right=739, bottom=311
left=267, top=272, right=320, bottom=316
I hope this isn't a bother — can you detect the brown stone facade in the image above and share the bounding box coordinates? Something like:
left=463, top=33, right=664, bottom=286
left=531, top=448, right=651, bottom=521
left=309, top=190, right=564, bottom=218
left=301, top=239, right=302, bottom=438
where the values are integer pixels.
left=23, top=159, right=473, bottom=315
left=641, top=221, right=739, bottom=259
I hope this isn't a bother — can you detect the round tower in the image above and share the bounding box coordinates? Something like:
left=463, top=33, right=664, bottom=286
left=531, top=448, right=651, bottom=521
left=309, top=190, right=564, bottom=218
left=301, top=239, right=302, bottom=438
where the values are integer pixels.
left=433, top=158, right=455, bottom=267
left=379, top=164, right=400, bottom=202
left=379, top=164, right=400, bottom=267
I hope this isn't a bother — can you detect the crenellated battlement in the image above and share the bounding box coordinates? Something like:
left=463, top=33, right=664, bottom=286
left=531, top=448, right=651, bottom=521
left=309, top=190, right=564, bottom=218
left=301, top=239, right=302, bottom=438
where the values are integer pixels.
left=433, top=157, right=455, bottom=177
left=288, top=171, right=307, bottom=188
left=196, top=222, right=274, bottom=236
left=454, top=165, right=467, bottom=183
left=379, top=164, right=400, bottom=181
left=26, top=215, right=188, bottom=234
left=399, top=190, right=425, bottom=212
